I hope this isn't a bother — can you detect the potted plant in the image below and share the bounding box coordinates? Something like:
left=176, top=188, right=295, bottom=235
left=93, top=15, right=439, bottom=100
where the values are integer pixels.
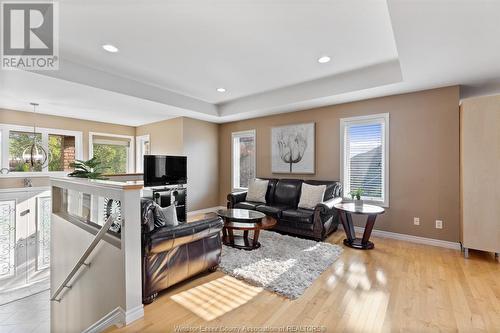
left=350, top=189, right=364, bottom=210
left=68, top=157, right=108, bottom=180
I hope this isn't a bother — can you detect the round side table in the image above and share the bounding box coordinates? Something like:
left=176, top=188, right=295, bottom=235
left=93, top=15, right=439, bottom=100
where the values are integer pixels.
left=334, top=202, right=385, bottom=250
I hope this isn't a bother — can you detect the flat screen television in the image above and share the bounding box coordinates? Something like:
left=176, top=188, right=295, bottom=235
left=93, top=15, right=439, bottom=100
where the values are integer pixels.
left=144, top=155, right=187, bottom=187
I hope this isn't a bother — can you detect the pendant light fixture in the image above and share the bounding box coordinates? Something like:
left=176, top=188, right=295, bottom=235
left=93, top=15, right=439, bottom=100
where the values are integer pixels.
left=22, top=103, right=48, bottom=171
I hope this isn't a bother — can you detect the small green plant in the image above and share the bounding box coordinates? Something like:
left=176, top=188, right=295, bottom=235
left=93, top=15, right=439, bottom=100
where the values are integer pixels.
left=68, top=157, right=108, bottom=180
left=350, top=189, right=364, bottom=200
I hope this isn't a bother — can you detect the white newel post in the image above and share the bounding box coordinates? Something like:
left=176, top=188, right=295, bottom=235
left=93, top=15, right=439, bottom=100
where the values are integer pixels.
left=121, top=189, right=144, bottom=324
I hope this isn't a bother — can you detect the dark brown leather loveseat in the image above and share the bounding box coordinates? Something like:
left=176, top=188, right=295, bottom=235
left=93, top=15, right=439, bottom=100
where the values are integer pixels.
left=227, top=179, right=342, bottom=241
left=141, top=199, right=223, bottom=304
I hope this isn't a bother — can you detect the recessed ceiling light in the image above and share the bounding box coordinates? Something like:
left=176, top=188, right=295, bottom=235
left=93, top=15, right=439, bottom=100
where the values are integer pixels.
left=216, top=88, right=226, bottom=93
left=318, top=55, right=331, bottom=64
left=102, top=44, right=119, bottom=53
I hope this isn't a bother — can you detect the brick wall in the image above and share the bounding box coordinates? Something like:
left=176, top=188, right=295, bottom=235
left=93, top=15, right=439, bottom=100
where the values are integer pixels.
left=62, top=136, right=75, bottom=171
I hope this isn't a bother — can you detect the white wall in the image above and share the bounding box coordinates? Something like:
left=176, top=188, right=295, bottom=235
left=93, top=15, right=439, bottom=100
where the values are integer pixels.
left=51, top=214, right=125, bottom=333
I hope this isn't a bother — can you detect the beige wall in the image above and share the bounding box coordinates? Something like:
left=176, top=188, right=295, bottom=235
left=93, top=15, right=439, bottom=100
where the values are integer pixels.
left=182, top=117, right=219, bottom=211
left=136, top=117, right=220, bottom=211
left=219, top=86, right=460, bottom=241
left=1, top=110, right=220, bottom=212
left=0, top=109, right=135, bottom=158
left=0, top=109, right=135, bottom=189
left=135, top=117, right=184, bottom=155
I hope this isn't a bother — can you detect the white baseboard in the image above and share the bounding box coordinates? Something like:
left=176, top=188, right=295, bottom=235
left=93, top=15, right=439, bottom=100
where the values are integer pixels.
left=125, top=304, right=144, bottom=325
left=188, top=206, right=225, bottom=216
left=82, top=307, right=125, bottom=333
left=341, top=225, right=461, bottom=250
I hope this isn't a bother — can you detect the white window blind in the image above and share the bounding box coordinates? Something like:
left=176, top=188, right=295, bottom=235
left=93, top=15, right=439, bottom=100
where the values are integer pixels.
left=340, top=114, right=389, bottom=206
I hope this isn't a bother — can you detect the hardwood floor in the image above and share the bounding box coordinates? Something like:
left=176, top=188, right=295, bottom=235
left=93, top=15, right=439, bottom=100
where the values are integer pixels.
left=109, top=231, right=500, bottom=333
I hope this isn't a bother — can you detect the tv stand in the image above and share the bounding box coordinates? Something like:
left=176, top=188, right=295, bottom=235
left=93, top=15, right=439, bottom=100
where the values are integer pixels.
left=142, top=184, right=187, bottom=222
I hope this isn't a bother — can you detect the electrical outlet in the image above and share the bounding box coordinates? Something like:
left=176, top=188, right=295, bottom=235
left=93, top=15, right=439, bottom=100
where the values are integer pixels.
left=414, top=217, right=420, bottom=226
left=436, top=220, right=443, bottom=229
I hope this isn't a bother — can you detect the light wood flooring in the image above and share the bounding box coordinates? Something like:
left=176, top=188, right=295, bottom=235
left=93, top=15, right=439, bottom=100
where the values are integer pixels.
left=109, top=231, right=500, bottom=333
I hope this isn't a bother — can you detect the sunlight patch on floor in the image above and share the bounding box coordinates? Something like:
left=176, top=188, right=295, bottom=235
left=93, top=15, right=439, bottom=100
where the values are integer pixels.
left=170, top=276, right=263, bottom=321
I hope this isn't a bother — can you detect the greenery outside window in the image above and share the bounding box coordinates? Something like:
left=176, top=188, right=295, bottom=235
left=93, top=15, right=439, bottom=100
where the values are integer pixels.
left=89, top=133, right=135, bottom=175
left=9, top=131, right=43, bottom=172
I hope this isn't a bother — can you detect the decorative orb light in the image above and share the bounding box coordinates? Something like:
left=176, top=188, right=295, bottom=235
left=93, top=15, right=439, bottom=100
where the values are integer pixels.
left=22, top=103, right=49, bottom=171
left=22, top=143, right=48, bottom=169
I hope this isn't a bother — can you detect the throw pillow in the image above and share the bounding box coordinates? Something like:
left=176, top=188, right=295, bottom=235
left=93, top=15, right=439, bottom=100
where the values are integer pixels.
left=298, top=183, right=327, bottom=210
left=246, top=178, right=269, bottom=203
left=153, top=203, right=178, bottom=228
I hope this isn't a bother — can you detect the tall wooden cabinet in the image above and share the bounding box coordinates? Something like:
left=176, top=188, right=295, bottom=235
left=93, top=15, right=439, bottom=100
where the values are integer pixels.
left=460, top=96, right=500, bottom=258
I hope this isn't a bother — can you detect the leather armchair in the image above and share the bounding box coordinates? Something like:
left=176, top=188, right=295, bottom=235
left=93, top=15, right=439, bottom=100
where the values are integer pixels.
left=141, top=199, right=223, bottom=304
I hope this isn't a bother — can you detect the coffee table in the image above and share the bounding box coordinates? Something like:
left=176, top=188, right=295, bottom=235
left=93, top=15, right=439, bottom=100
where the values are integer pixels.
left=216, top=209, right=276, bottom=250
left=334, top=202, right=385, bottom=250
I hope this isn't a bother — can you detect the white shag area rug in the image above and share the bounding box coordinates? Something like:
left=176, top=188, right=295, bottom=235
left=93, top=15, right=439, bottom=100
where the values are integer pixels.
left=219, top=231, right=342, bottom=299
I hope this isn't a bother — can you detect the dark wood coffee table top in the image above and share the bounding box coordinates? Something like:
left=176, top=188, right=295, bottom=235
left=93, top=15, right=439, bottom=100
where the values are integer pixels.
left=216, top=209, right=275, bottom=250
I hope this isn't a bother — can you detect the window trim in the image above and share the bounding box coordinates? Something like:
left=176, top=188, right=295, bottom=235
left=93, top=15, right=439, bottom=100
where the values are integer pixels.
left=231, top=129, right=256, bottom=192
left=0, top=123, right=83, bottom=176
left=89, top=132, right=135, bottom=174
left=135, top=134, right=150, bottom=174
left=339, top=113, right=389, bottom=207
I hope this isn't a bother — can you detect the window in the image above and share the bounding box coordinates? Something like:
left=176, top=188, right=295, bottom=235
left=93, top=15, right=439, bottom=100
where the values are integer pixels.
left=0, top=124, right=82, bottom=174
left=9, top=131, right=43, bottom=172
left=48, top=134, right=76, bottom=172
left=340, top=113, right=389, bottom=206
left=135, top=134, right=150, bottom=173
left=232, top=130, right=256, bottom=190
left=89, top=133, right=135, bottom=174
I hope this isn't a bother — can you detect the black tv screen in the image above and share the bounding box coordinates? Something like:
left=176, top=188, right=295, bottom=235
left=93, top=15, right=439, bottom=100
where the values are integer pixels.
left=144, top=155, right=187, bottom=187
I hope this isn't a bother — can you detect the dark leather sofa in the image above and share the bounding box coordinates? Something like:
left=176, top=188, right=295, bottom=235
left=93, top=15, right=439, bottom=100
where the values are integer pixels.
left=227, top=179, right=342, bottom=241
left=141, top=199, right=223, bottom=304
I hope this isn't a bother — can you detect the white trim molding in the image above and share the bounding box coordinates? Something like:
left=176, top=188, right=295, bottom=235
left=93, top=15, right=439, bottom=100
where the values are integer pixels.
left=187, top=206, right=226, bottom=216
left=342, top=225, right=460, bottom=250
left=231, top=129, right=256, bottom=191
left=82, top=307, right=125, bottom=333
left=339, top=113, right=389, bottom=207
left=135, top=134, right=150, bottom=173
left=125, top=304, right=145, bottom=324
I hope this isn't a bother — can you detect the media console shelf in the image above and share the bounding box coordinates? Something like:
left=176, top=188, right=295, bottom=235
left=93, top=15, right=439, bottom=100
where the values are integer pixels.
left=142, top=184, right=187, bottom=222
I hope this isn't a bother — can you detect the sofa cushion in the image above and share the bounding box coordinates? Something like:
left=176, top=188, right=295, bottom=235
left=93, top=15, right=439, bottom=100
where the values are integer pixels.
left=273, top=179, right=303, bottom=207
left=234, top=201, right=261, bottom=210
left=304, top=180, right=341, bottom=200
left=154, top=203, right=179, bottom=228
left=256, top=204, right=290, bottom=218
left=298, top=183, right=326, bottom=209
left=246, top=178, right=269, bottom=203
left=282, top=208, right=315, bottom=224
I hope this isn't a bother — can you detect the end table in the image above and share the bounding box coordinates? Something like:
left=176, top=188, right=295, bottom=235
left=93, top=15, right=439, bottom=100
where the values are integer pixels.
left=334, top=202, right=385, bottom=250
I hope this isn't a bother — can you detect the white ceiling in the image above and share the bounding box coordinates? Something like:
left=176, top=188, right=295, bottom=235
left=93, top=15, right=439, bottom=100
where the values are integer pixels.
left=1, top=0, right=500, bottom=126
